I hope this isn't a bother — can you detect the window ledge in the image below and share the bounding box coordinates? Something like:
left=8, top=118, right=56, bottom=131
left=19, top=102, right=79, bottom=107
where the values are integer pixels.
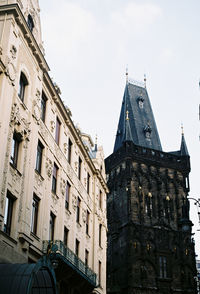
left=76, top=222, right=82, bottom=228
left=65, top=209, right=71, bottom=215
left=17, top=96, right=28, bottom=110
left=10, top=163, right=22, bottom=176
left=0, top=230, right=18, bottom=245
left=34, top=169, right=44, bottom=181
left=30, top=232, right=40, bottom=242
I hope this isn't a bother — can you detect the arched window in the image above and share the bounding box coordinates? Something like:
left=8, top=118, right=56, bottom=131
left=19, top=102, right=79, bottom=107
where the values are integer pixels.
left=27, top=14, right=34, bottom=32
left=18, top=72, right=28, bottom=102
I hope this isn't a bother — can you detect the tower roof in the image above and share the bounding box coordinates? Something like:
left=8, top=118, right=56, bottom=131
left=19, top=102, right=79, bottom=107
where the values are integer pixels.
left=180, top=133, right=189, bottom=156
left=114, top=81, right=162, bottom=152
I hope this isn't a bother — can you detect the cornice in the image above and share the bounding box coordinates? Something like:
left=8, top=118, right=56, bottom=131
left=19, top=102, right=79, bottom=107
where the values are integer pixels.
left=0, top=4, right=49, bottom=72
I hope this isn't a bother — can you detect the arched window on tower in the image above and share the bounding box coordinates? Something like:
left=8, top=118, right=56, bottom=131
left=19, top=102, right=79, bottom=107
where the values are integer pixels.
left=27, top=14, right=34, bottom=32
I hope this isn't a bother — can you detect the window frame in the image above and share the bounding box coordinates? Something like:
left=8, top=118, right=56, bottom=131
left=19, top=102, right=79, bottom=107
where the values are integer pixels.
left=41, top=92, right=47, bottom=122
left=10, top=132, right=21, bottom=168
left=55, top=117, right=61, bottom=145
left=75, top=239, right=79, bottom=257
left=85, top=249, right=89, bottom=266
left=49, top=212, right=55, bottom=241
left=27, top=14, right=34, bottom=32
left=31, top=194, right=40, bottom=235
left=99, top=224, right=102, bottom=247
left=78, top=156, right=82, bottom=180
left=52, top=163, right=58, bottom=194
left=64, top=227, right=69, bottom=247
left=35, top=140, right=44, bottom=174
left=4, top=191, right=15, bottom=235
left=86, top=210, right=90, bottom=235
left=68, top=138, right=72, bottom=164
left=65, top=181, right=71, bottom=210
left=87, top=173, right=90, bottom=194
left=76, top=197, right=81, bottom=223
left=159, top=256, right=167, bottom=278
left=18, top=72, right=28, bottom=102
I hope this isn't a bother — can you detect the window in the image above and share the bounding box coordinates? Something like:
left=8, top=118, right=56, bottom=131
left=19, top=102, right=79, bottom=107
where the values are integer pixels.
left=41, top=92, right=47, bottom=122
left=68, top=138, right=72, bottom=164
left=76, top=197, right=81, bottom=223
left=159, top=256, right=167, bottom=278
left=98, top=261, right=102, bottom=286
left=35, top=140, right=44, bottom=174
left=4, top=191, right=15, bottom=235
left=10, top=132, right=21, bottom=168
left=99, top=224, right=102, bottom=247
left=87, top=173, right=90, bottom=194
left=85, top=250, right=89, bottom=266
left=64, top=227, right=69, bottom=247
left=78, top=157, right=82, bottom=180
left=27, top=14, right=34, bottom=32
left=75, top=239, right=79, bottom=257
left=86, top=210, right=89, bottom=235
left=18, top=72, right=28, bottom=102
left=52, top=163, right=58, bottom=194
left=49, top=212, right=55, bottom=241
left=99, top=190, right=102, bottom=209
left=65, top=181, right=71, bottom=210
left=55, top=117, right=61, bottom=145
left=31, top=194, right=39, bottom=235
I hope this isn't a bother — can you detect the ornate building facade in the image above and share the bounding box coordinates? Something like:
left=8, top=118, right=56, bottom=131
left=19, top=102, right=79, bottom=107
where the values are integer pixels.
left=105, top=78, right=197, bottom=294
left=0, top=1, right=107, bottom=293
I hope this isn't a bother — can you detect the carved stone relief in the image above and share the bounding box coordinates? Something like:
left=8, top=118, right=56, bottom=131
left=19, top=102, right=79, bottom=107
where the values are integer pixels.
left=32, top=100, right=40, bottom=124
left=82, top=208, right=86, bottom=223
left=72, top=194, right=77, bottom=211
left=60, top=178, right=66, bottom=196
left=50, top=121, right=55, bottom=133
left=46, top=158, right=53, bottom=178
left=10, top=45, right=17, bottom=59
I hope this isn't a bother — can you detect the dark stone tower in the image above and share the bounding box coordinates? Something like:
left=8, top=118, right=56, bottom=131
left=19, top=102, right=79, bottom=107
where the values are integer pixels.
left=105, top=80, right=197, bottom=294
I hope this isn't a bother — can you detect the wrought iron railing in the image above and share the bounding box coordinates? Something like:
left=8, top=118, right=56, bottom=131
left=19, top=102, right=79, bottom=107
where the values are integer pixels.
left=43, top=240, right=97, bottom=286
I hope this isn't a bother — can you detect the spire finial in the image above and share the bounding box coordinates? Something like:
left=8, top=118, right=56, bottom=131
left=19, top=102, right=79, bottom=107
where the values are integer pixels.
left=126, top=65, right=128, bottom=84
left=181, top=123, right=184, bottom=135
left=144, top=73, right=147, bottom=88
left=126, top=110, right=129, bottom=120
left=95, top=134, right=98, bottom=151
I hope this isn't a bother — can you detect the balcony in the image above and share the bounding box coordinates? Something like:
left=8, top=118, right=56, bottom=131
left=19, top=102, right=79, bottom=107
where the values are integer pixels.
left=43, top=240, right=97, bottom=288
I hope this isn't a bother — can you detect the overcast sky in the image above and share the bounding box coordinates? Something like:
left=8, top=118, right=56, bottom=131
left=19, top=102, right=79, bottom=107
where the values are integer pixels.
left=39, top=0, right=200, bottom=257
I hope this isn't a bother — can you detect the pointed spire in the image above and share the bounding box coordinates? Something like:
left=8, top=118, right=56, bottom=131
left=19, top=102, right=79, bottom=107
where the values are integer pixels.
left=180, top=125, right=189, bottom=156
left=124, top=109, right=133, bottom=143
left=144, top=74, right=147, bottom=88
left=95, top=134, right=98, bottom=151
left=126, top=65, right=128, bottom=84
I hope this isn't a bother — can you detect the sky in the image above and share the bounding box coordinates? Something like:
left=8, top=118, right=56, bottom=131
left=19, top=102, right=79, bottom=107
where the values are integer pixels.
left=39, top=0, right=200, bottom=257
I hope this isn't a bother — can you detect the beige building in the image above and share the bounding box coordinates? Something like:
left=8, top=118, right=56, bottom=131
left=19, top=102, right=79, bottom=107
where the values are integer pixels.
left=0, top=1, right=108, bottom=293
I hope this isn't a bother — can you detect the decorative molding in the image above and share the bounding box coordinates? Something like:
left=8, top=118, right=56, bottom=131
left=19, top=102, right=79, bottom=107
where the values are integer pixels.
left=45, top=158, right=53, bottom=178
left=10, top=45, right=17, bottom=59
left=82, top=208, right=86, bottom=223
left=72, top=194, right=77, bottom=211
left=50, top=120, right=55, bottom=132
left=60, top=178, right=66, bottom=196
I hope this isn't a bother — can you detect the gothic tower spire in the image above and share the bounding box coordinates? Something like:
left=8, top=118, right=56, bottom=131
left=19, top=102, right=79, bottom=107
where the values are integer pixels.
left=114, top=80, right=162, bottom=152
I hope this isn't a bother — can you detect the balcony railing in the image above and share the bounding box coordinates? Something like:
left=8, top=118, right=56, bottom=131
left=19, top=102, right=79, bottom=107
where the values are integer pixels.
left=43, top=240, right=97, bottom=287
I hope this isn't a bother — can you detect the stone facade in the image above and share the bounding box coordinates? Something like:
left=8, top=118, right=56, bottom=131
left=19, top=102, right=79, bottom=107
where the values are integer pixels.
left=0, top=1, right=107, bottom=293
